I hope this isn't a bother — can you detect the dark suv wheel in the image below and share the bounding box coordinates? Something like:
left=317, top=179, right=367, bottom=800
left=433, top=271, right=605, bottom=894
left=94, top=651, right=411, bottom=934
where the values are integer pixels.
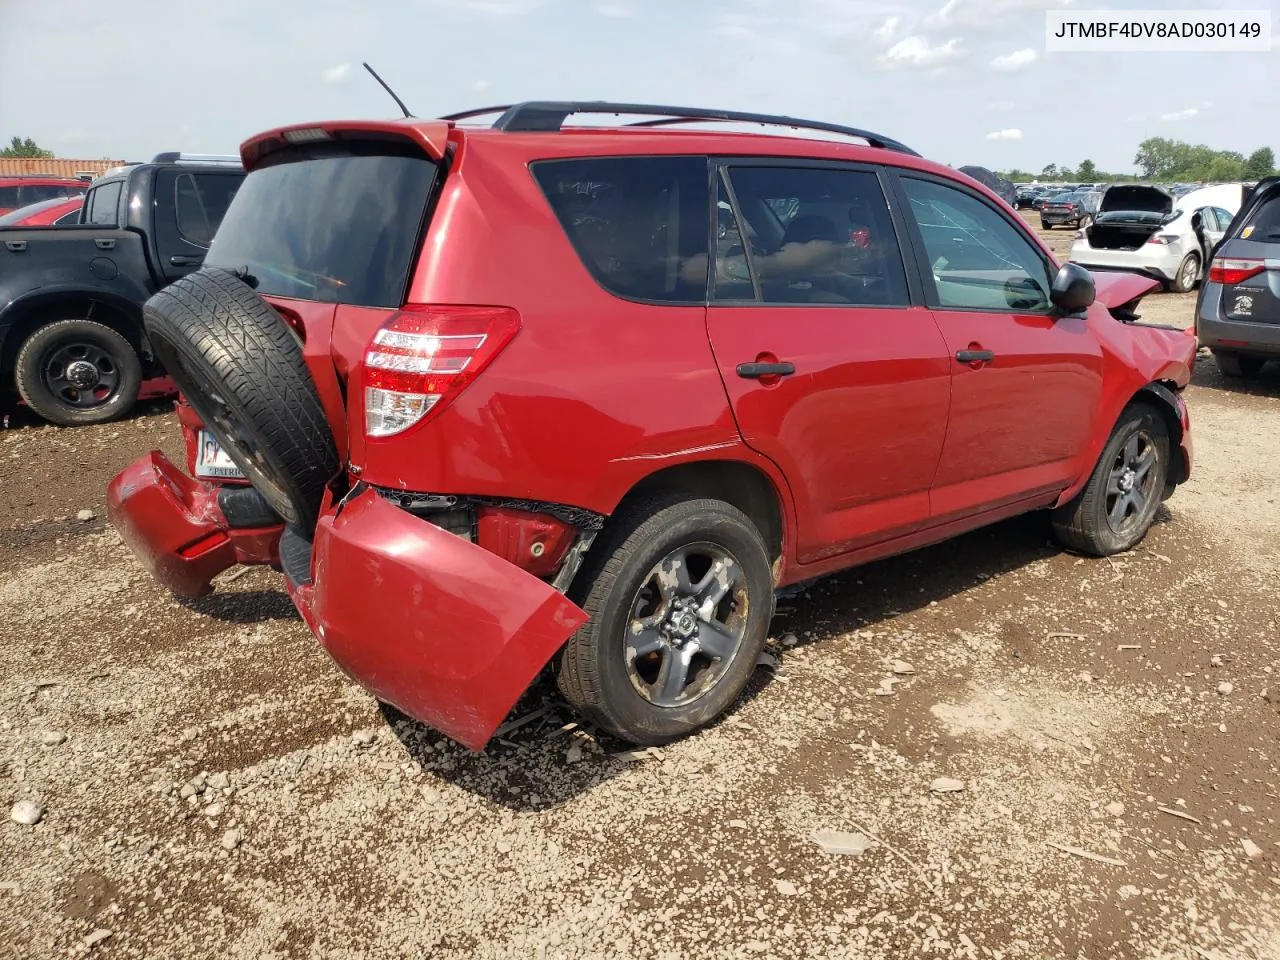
left=14, top=319, right=142, bottom=427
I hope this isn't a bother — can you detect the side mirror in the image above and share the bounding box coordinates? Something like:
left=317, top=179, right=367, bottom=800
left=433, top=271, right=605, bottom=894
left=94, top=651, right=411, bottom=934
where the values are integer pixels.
left=1051, top=262, right=1095, bottom=315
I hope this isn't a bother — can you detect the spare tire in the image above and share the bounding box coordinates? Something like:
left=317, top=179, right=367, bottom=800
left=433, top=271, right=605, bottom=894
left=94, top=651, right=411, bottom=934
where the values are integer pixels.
left=143, top=268, right=340, bottom=530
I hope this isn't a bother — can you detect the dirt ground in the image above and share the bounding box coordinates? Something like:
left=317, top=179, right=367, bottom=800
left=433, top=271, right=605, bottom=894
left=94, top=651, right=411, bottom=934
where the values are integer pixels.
left=2, top=214, right=1278, bottom=960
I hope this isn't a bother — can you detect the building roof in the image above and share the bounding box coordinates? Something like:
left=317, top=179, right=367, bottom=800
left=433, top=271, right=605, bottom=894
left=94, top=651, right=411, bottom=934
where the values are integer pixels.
left=0, top=158, right=126, bottom=179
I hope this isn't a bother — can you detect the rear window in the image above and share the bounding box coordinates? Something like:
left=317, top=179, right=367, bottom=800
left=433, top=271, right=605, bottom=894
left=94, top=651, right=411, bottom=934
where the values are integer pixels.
left=531, top=156, right=710, bottom=304
left=204, top=142, right=438, bottom=308
left=1241, top=195, right=1280, bottom=242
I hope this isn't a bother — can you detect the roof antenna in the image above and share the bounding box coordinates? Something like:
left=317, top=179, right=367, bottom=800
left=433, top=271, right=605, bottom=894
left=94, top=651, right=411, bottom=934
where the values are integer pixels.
left=362, top=62, right=413, bottom=118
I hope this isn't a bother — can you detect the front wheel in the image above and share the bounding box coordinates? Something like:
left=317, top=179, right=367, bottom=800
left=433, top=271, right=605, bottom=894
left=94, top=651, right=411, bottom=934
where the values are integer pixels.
left=13, top=320, right=142, bottom=427
left=556, top=494, right=774, bottom=745
left=1051, top=403, right=1170, bottom=556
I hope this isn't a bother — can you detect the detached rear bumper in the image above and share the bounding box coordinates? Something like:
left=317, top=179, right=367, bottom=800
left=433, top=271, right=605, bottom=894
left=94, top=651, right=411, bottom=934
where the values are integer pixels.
left=106, top=451, right=283, bottom=598
left=283, top=487, right=589, bottom=752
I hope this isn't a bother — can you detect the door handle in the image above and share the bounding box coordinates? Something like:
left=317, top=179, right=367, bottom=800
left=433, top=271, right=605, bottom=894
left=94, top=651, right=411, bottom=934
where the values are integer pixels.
left=4, top=240, right=27, bottom=253
left=955, top=349, right=995, bottom=364
left=736, top=361, right=796, bottom=379
left=94, top=238, right=116, bottom=250
left=169, top=255, right=203, bottom=266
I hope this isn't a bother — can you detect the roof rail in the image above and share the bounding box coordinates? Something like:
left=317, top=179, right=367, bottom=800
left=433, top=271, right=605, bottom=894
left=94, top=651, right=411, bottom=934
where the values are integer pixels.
left=150, top=151, right=243, bottom=166
left=436, top=101, right=919, bottom=157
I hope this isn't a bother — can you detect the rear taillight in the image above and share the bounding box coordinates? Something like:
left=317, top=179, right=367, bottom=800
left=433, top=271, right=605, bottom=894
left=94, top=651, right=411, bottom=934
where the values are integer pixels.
left=1208, top=257, right=1266, bottom=285
left=1146, top=234, right=1178, bottom=245
left=362, top=305, right=520, bottom=438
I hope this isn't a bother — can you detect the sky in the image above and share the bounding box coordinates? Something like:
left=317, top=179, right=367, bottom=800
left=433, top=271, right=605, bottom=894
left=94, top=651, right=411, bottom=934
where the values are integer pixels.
left=1, top=0, right=1276, bottom=174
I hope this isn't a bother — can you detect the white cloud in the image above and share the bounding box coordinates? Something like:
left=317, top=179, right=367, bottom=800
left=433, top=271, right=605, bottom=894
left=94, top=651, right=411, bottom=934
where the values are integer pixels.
left=986, top=100, right=1015, bottom=111
left=874, top=16, right=901, bottom=44
left=322, top=63, right=351, bottom=83
left=990, top=47, right=1037, bottom=72
left=923, top=0, right=1077, bottom=32
left=472, top=79, right=491, bottom=92
left=1161, top=108, right=1199, bottom=121
left=923, top=0, right=963, bottom=28
left=879, top=35, right=964, bottom=69
left=595, top=1, right=633, bottom=15
left=422, top=0, right=546, bottom=14
left=985, top=128, right=1023, bottom=140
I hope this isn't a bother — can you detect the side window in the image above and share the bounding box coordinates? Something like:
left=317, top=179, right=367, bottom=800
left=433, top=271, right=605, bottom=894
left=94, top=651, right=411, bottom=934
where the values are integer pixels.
left=1243, top=199, right=1280, bottom=238
left=85, top=182, right=122, bottom=226
left=531, top=156, right=710, bottom=303
left=55, top=207, right=83, bottom=226
left=174, top=173, right=241, bottom=247
left=1195, top=207, right=1218, bottom=232
left=900, top=176, right=1053, bottom=313
left=20, top=185, right=69, bottom=205
left=1211, top=207, right=1234, bottom=230
left=716, top=165, right=909, bottom=306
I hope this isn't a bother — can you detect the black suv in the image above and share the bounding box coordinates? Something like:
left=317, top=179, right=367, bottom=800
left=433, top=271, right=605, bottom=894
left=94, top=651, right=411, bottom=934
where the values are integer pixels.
left=0, top=153, right=244, bottom=425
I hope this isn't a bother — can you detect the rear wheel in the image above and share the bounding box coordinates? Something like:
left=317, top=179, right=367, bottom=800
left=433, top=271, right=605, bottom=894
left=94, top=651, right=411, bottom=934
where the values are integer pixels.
left=1212, top=349, right=1266, bottom=378
left=1051, top=403, right=1170, bottom=556
left=556, top=494, right=774, bottom=745
left=1040, top=220, right=1052, bottom=230
left=13, top=319, right=142, bottom=427
left=1169, top=252, right=1200, bottom=293
left=143, top=268, right=339, bottom=530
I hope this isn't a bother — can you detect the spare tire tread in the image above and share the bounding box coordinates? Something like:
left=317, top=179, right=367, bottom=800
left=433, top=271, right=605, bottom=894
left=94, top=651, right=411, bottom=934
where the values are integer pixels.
left=143, top=268, right=339, bottom=528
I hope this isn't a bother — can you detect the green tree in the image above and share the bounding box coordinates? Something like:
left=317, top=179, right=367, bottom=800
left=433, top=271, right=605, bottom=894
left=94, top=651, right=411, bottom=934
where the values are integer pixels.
left=0, top=136, right=53, bottom=158
left=1076, top=159, right=1098, bottom=180
left=1244, top=147, right=1276, bottom=180
left=1202, top=154, right=1245, bottom=182
left=1041, top=163, right=1059, bottom=179
left=1134, top=137, right=1184, bottom=178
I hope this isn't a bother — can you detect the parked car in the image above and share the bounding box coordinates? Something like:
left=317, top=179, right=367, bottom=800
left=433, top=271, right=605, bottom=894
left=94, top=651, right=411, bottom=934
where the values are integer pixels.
left=1040, top=190, right=1100, bottom=229
left=1194, top=175, right=1280, bottom=377
left=0, top=195, right=84, bottom=227
left=1068, top=184, right=1240, bottom=293
left=0, top=176, right=86, bottom=216
left=0, top=152, right=243, bottom=426
left=107, top=101, right=1196, bottom=752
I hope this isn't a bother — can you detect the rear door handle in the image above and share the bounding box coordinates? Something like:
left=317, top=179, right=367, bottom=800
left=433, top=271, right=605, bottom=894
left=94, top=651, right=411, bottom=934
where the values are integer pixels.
left=955, top=349, right=995, bottom=363
left=169, top=255, right=203, bottom=266
left=94, top=238, right=116, bottom=250
left=736, top=361, right=796, bottom=379
left=4, top=240, right=27, bottom=252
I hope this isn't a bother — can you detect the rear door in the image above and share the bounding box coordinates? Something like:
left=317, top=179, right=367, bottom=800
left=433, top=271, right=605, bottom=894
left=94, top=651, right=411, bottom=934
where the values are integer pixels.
left=704, top=160, right=951, bottom=564
left=891, top=171, right=1103, bottom=523
left=152, top=169, right=244, bottom=282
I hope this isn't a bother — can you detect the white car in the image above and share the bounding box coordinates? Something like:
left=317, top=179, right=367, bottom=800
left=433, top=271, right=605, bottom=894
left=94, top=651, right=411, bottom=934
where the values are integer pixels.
left=1069, top=184, right=1244, bottom=292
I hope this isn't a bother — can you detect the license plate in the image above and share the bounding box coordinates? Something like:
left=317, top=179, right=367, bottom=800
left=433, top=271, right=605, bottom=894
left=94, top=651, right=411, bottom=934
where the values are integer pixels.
left=194, top=429, right=246, bottom=480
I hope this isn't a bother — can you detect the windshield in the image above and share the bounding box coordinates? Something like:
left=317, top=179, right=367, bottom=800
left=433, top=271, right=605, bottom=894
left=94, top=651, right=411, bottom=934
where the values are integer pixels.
left=204, top=142, right=438, bottom=308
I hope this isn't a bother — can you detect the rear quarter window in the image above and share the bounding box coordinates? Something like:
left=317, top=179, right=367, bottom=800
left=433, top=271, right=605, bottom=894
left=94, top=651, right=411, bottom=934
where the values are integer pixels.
left=531, top=156, right=710, bottom=304
left=1242, top=196, right=1280, bottom=241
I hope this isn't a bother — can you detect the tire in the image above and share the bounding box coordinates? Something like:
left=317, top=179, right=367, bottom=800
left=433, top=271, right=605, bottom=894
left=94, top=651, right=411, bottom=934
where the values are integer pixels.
left=556, top=493, right=774, bottom=745
left=1050, top=402, right=1170, bottom=557
left=1212, top=349, right=1266, bottom=379
left=1170, top=252, right=1200, bottom=294
left=13, top=319, right=142, bottom=427
left=1079, top=214, right=1093, bottom=229
left=142, top=268, right=339, bottom=530
left=1040, top=220, right=1052, bottom=230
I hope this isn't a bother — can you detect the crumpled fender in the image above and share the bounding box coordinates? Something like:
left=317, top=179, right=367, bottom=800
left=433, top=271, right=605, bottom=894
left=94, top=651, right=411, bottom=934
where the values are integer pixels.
left=1090, top=270, right=1163, bottom=310
left=289, top=488, right=589, bottom=751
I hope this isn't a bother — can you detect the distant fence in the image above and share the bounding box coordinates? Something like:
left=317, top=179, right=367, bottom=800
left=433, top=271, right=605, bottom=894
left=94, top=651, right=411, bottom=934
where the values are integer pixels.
left=0, top=158, right=126, bottom=179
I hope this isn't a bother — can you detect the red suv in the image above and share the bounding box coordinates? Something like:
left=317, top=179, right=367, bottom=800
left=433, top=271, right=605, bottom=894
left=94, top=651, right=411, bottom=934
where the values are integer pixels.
left=107, top=102, right=1196, bottom=752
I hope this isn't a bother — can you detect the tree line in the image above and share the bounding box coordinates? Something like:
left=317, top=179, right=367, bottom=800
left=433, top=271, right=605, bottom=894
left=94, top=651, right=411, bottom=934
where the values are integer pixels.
left=999, top=137, right=1276, bottom=185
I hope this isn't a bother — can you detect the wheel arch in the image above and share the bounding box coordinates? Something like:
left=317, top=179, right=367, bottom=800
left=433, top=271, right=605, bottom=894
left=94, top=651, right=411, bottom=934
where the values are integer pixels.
left=1, top=291, right=145, bottom=379
left=606, top=458, right=789, bottom=577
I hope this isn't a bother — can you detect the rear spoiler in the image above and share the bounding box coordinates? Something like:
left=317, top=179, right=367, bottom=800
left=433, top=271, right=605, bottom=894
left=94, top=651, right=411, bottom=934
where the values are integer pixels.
left=239, top=119, right=451, bottom=170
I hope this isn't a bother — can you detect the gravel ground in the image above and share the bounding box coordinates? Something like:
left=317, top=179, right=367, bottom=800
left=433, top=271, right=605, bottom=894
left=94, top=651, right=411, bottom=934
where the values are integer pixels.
left=2, top=214, right=1278, bottom=959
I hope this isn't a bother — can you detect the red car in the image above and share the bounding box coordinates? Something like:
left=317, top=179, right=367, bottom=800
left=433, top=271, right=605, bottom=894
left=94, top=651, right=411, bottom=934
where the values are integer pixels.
left=0, top=176, right=86, bottom=216
left=107, top=102, right=1196, bottom=752
left=0, top=195, right=84, bottom=226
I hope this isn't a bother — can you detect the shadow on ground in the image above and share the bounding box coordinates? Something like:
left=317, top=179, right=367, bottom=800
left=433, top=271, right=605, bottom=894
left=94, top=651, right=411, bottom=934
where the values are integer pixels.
left=384, top=508, right=1086, bottom=811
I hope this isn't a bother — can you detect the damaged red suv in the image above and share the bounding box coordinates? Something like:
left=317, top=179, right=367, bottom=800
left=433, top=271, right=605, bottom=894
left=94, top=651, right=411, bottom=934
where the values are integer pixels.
left=108, top=102, right=1196, bottom=752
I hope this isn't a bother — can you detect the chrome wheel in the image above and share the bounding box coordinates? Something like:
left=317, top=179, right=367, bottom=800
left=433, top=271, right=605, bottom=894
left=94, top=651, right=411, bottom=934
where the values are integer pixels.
left=623, top=541, right=750, bottom=708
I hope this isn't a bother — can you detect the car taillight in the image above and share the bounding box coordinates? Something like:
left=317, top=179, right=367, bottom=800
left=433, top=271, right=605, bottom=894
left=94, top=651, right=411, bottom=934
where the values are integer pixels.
left=362, top=304, right=520, bottom=438
left=1145, top=234, right=1178, bottom=245
left=1208, top=257, right=1265, bottom=285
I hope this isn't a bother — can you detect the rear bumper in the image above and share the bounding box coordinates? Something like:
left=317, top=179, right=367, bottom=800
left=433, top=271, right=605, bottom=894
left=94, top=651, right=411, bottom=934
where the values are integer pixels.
left=1071, top=247, right=1183, bottom=282
left=106, top=451, right=282, bottom=598
left=1196, top=284, right=1280, bottom=354
left=283, top=487, right=589, bottom=752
